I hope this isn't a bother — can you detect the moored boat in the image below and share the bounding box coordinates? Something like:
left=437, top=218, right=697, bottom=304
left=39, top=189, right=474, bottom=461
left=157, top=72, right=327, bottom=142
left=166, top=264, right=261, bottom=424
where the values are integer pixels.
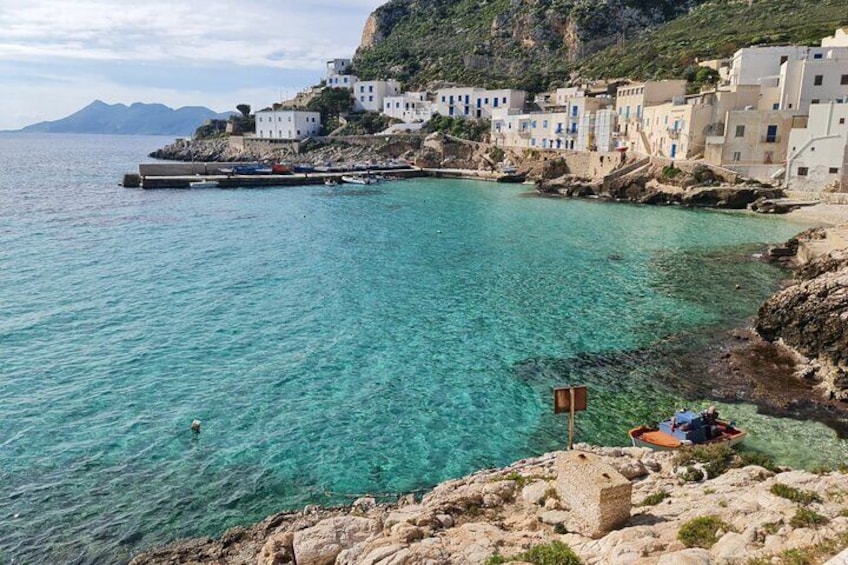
left=188, top=179, right=219, bottom=188
left=629, top=408, right=747, bottom=451
left=341, top=175, right=375, bottom=185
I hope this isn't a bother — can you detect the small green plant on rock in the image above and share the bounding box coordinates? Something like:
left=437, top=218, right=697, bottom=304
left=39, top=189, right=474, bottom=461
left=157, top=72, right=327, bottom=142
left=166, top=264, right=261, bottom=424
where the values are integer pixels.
left=636, top=491, right=670, bottom=506
left=662, top=165, right=682, bottom=179
left=484, top=553, right=508, bottom=565
left=675, top=444, right=735, bottom=479
left=770, top=484, right=822, bottom=505
left=678, top=515, right=733, bottom=548
left=521, top=541, right=582, bottom=565
left=790, top=507, right=828, bottom=528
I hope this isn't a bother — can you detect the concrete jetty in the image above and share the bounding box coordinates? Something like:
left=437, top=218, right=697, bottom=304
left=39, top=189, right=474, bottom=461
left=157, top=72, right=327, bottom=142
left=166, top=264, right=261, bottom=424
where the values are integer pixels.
left=121, top=162, right=516, bottom=189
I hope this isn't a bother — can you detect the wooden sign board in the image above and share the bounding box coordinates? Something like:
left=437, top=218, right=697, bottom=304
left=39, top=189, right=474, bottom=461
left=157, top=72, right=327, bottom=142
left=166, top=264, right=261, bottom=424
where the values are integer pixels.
left=554, top=386, right=588, bottom=414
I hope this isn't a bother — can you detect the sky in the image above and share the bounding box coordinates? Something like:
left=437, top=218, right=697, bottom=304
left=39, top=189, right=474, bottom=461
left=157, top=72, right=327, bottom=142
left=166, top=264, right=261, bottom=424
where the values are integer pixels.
left=0, top=0, right=386, bottom=130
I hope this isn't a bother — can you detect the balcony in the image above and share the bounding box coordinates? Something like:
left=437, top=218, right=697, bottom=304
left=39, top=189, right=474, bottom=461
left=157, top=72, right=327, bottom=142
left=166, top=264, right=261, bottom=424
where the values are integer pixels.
left=667, top=128, right=681, bottom=139
left=706, top=135, right=725, bottom=145
left=761, top=136, right=781, bottom=144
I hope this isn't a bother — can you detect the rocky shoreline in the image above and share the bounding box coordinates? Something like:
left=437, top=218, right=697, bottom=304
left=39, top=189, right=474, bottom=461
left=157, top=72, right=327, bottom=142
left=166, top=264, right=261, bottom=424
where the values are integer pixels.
left=131, top=445, right=848, bottom=565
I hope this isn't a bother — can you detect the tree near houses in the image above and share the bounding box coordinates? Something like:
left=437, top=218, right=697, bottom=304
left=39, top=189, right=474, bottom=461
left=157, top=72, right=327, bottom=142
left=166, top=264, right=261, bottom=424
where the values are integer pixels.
left=236, top=104, right=251, bottom=118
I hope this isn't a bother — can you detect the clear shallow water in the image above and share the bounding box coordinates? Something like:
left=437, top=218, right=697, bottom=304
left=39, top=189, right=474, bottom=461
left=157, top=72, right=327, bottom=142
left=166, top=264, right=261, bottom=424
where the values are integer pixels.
left=1, top=133, right=846, bottom=563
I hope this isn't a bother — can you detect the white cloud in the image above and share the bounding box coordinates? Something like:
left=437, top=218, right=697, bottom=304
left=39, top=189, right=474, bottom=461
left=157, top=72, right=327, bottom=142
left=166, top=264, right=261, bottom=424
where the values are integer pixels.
left=1, top=0, right=387, bottom=128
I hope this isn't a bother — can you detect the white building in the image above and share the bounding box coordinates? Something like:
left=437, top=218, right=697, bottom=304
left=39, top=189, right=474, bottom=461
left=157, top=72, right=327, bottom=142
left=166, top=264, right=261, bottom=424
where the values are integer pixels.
left=254, top=109, right=322, bottom=140
left=353, top=80, right=402, bottom=112
left=383, top=92, right=433, bottom=123
left=326, top=58, right=352, bottom=76
left=434, top=87, right=526, bottom=119
left=786, top=102, right=848, bottom=191
left=327, top=74, right=358, bottom=89
left=614, top=81, right=688, bottom=154
left=491, top=104, right=616, bottom=152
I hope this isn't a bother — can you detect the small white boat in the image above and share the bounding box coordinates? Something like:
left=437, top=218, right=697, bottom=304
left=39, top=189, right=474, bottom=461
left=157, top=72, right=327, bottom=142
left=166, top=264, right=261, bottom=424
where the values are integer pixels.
left=324, top=179, right=339, bottom=186
left=341, top=175, right=375, bottom=185
left=189, top=179, right=219, bottom=188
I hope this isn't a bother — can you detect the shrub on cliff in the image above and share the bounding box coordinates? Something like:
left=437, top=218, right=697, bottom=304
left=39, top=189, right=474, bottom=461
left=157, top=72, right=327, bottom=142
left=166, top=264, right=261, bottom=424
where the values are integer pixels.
left=678, top=515, right=733, bottom=548
left=522, top=541, right=582, bottom=565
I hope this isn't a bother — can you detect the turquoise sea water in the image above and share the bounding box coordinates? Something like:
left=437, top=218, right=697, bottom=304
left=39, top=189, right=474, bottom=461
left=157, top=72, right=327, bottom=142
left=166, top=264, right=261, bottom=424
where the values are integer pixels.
left=1, top=133, right=846, bottom=563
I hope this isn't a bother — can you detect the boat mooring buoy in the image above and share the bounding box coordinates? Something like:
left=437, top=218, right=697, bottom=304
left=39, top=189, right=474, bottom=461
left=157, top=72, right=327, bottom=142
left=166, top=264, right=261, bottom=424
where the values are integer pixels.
left=191, top=420, right=201, bottom=434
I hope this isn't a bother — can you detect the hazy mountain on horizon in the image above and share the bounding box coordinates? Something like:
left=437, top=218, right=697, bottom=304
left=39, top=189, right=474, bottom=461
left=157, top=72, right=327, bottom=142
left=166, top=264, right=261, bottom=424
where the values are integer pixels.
left=13, top=100, right=233, bottom=136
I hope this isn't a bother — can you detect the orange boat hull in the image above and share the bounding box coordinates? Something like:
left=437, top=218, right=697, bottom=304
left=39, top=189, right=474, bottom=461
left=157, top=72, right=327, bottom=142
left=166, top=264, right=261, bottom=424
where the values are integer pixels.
left=628, top=422, right=747, bottom=451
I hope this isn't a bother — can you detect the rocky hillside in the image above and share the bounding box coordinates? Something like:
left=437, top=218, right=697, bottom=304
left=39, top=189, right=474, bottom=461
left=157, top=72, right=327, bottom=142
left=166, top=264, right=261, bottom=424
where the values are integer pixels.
left=131, top=445, right=848, bottom=564
left=352, top=0, right=706, bottom=91
left=352, top=0, right=846, bottom=90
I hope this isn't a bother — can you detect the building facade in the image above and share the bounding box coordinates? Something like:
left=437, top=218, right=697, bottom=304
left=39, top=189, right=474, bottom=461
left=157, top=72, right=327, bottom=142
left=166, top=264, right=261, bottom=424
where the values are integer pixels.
left=254, top=110, right=322, bottom=140
left=786, top=102, right=848, bottom=191
left=614, top=81, right=688, bottom=153
left=353, top=80, right=402, bottom=112
left=383, top=92, right=433, bottom=123
left=434, top=88, right=526, bottom=119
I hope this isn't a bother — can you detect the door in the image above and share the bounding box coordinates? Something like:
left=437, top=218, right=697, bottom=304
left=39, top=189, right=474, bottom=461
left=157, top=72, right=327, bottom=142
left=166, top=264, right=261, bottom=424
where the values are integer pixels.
left=670, top=143, right=677, bottom=159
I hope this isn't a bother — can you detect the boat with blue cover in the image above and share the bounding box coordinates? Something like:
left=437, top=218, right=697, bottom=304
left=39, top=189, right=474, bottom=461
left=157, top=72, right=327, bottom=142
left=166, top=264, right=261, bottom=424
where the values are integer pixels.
left=628, top=408, right=747, bottom=451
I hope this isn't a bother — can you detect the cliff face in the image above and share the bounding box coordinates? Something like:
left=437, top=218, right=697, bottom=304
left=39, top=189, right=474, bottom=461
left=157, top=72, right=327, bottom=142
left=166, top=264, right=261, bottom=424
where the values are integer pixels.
left=757, top=245, right=848, bottom=401
left=352, top=0, right=704, bottom=90
left=353, top=0, right=846, bottom=88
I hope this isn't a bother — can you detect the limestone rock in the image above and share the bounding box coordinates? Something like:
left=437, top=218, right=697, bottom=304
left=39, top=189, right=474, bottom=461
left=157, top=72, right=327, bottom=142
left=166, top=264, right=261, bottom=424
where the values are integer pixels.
left=522, top=481, right=550, bottom=505
left=711, top=531, right=749, bottom=564
left=657, top=548, right=711, bottom=565
left=293, top=516, right=379, bottom=565
left=256, top=531, right=294, bottom=565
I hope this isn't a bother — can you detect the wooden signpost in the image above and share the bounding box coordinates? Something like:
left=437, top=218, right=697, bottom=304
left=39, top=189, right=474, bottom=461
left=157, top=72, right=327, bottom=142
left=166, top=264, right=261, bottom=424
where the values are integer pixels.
left=554, top=386, right=588, bottom=450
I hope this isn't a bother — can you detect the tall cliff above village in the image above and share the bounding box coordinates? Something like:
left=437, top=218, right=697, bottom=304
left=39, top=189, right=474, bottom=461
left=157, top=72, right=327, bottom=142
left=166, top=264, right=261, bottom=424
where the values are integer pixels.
left=352, top=0, right=847, bottom=90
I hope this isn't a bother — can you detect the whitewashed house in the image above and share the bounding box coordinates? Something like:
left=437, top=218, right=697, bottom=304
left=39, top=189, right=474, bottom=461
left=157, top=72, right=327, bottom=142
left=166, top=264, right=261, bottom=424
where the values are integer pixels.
left=327, top=74, right=358, bottom=89
left=614, top=81, right=688, bottom=153
left=254, top=109, right=322, bottom=140
left=434, top=88, right=526, bottom=119
left=353, top=80, right=402, bottom=112
left=383, top=92, right=433, bottom=123
left=786, top=101, right=848, bottom=191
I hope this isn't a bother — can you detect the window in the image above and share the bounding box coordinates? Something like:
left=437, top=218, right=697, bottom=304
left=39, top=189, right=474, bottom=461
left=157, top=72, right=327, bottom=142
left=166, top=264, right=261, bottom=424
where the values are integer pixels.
left=360, top=86, right=365, bottom=93
left=843, top=75, right=848, bottom=85
left=732, top=151, right=741, bottom=162
left=814, top=75, right=823, bottom=86
left=812, top=99, right=820, bottom=104
left=734, top=125, right=745, bottom=137
left=813, top=53, right=823, bottom=60
left=542, top=120, right=548, bottom=128
left=765, top=124, right=778, bottom=143
left=797, top=167, right=808, bottom=176
left=840, top=118, right=846, bottom=125
left=369, top=86, right=374, bottom=93
left=773, top=103, right=780, bottom=110
left=780, top=55, right=788, bottom=64
left=369, top=96, right=373, bottom=102
left=829, top=168, right=839, bottom=174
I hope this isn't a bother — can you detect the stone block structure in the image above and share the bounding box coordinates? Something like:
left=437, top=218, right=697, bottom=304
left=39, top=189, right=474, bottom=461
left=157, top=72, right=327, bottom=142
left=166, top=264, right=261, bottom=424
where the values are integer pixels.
left=556, top=450, right=632, bottom=538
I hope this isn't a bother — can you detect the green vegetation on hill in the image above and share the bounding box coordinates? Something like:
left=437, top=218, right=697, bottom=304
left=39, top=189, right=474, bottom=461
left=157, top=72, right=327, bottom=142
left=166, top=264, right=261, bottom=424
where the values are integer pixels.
left=577, top=0, right=848, bottom=80
left=353, top=0, right=846, bottom=90
left=353, top=0, right=705, bottom=92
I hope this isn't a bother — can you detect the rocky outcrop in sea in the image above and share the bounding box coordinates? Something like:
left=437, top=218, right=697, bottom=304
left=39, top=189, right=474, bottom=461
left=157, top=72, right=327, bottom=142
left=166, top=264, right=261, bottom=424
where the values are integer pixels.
left=757, top=231, right=848, bottom=402
left=131, top=445, right=848, bottom=564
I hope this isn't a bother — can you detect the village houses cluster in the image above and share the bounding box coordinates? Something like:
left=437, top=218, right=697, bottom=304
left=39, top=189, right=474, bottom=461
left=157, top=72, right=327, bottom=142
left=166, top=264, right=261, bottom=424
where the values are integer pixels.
left=253, top=28, right=848, bottom=192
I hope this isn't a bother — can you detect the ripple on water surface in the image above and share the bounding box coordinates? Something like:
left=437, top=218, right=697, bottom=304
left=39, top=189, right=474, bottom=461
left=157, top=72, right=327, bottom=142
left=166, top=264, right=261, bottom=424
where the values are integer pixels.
left=0, top=133, right=845, bottom=563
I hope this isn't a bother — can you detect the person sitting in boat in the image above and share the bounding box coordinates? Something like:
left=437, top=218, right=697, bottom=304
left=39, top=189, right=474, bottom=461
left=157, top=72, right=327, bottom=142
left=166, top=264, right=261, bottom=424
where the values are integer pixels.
left=702, top=405, right=719, bottom=439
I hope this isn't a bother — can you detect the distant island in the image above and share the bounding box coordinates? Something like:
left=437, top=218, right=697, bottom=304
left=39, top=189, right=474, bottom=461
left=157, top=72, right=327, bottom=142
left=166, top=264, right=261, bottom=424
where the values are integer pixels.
left=13, top=100, right=232, bottom=136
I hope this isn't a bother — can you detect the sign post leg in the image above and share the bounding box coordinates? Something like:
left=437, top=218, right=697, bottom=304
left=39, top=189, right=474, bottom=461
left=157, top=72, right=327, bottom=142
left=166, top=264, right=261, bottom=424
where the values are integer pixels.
left=568, top=388, right=575, bottom=450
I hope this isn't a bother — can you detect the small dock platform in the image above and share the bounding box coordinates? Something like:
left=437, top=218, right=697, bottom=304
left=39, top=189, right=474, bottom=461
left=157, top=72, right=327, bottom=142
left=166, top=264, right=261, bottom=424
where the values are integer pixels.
left=122, top=162, right=517, bottom=189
